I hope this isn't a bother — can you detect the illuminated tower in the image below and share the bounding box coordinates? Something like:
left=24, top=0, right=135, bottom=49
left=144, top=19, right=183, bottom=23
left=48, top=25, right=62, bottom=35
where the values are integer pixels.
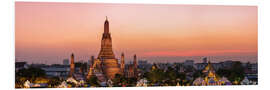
left=69, top=53, right=75, bottom=77
left=97, top=17, right=120, bottom=79
left=133, top=54, right=137, bottom=77
left=120, top=53, right=125, bottom=74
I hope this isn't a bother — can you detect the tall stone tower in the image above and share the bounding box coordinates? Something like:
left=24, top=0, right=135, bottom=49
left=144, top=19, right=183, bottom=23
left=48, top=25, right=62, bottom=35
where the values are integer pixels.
left=133, top=54, right=137, bottom=77
left=69, top=53, right=75, bottom=77
left=120, top=53, right=125, bottom=74
left=97, top=17, right=120, bottom=79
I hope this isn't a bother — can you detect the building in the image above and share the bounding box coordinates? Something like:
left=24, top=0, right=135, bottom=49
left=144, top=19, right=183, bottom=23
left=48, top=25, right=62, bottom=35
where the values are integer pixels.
left=203, top=57, right=207, bottom=63
left=244, top=62, right=258, bottom=82
left=137, top=60, right=151, bottom=74
left=41, top=65, right=69, bottom=78
left=250, top=63, right=258, bottom=72
left=195, top=63, right=208, bottom=70
left=184, top=60, right=194, bottom=67
left=15, top=62, right=28, bottom=72
left=138, top=60, right=148, bottom=66
left=63, top=59, right=69, bottom=65
left=125, top=64, right=135, bottom=78
left=221, top=60, right=234, bottom=69
left=138, top=60, right=150, bottom=69
left=123, top=54, right=139, bottom=78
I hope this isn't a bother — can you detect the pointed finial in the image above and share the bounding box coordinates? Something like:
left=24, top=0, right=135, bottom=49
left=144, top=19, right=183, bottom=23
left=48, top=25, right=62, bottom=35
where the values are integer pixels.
left=134, top=54, right=137, bottom=58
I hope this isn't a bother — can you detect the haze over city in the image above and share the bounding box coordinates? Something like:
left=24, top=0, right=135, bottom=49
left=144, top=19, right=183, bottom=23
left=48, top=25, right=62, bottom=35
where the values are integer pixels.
left=15, top=2, right=257, bottom=64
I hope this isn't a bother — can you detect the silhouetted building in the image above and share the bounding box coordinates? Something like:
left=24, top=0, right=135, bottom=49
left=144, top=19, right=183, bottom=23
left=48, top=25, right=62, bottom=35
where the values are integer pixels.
left=184, top=60, right=194, bottom=67
left=203, top=57, right=207, bottom=63
left=63, top=59, right=69, bottom=65
left=42, top=65, right=69, bottom=77
left=15, top=62, right=28, bottom=72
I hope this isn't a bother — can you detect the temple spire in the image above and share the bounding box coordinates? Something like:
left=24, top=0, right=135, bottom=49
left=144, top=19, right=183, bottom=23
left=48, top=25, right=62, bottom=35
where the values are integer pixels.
left=104, top=16, right=109, bottom=34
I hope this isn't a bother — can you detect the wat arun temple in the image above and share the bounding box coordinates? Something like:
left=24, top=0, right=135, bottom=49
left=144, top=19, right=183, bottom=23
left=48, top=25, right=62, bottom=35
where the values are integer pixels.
left=67, top=17, right=138, bottom=82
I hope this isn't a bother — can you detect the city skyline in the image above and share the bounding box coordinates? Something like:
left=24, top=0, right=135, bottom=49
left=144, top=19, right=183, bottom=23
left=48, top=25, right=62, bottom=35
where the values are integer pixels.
left=15, top=2, right=257, bottom=64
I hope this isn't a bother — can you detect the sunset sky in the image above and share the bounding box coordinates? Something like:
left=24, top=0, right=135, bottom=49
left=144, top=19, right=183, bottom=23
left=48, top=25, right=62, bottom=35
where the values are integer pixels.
left=15, top=2, right=257, bottom=64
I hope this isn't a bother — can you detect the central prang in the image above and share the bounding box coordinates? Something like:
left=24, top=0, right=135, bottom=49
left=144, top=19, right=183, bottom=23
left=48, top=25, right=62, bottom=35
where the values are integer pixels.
left=97, top=17, right=120, bottom=79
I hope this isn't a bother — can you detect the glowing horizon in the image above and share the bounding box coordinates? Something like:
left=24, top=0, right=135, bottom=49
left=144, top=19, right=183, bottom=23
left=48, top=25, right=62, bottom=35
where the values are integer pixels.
left=15, top=2, right=257, bottom=64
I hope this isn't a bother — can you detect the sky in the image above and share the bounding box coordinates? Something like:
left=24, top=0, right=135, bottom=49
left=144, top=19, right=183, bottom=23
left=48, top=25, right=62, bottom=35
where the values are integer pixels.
left=15, top=2, right=257, bottom=64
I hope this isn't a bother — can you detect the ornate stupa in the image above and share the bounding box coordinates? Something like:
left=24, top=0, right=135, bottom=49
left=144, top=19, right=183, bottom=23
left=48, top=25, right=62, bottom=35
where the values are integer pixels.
left=86, top=17, right=139, bottom=81
left=193, top=61, right=231, bottom=86
left=97, top=17, right=121, bottom=79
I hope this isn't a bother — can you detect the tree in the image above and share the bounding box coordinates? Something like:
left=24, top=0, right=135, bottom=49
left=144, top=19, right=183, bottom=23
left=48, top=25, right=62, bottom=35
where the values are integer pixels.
left=15, top=67, right=46, bottom=87
left=145, top=68, right=165, bottom=85
left=86, top=76, right=99, bottom=87
left=126, top=77, right=137, bottom=86
left=165, top=67, right=177, bottom=85
left=112, top=74, right=123, bottom=86
left=177, top=72, right=186, bottom=80
left=16, top=67, right=46, bottom=82
left=48, top=77, right=62, bottom=88
left=177, top=72, right=186, bottom=85
left=216, top=61, right=245, bottom=84
left=216, top=69, right=231, bottom=77
left=229, top=61, right=245, bottom=83
left=193, top=70, right=203, bottom=79
left=17, top=67, right=45, bottom=78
